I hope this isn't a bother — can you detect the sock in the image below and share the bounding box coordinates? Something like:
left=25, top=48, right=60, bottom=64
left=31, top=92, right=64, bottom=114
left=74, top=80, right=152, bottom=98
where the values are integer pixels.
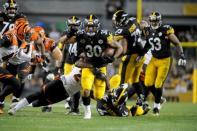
left=82, top=96, right=90, bottom=106
left=154, top=102, right=161, bottom=110
left=155, top=88, right=162, bottom=103
left=13, top=98, right=29, bottom=112
left=84, top=105, right=91, bottom=112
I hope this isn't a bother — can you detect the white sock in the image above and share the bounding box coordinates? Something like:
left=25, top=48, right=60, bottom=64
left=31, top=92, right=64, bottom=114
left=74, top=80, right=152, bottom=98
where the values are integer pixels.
left=13, top=98, right=30, bottom=111
left=12, top=96, right=19, bottom=101
left=154, top=103, right=161, bottom=110
left=84, top=105, right=91, bottom=112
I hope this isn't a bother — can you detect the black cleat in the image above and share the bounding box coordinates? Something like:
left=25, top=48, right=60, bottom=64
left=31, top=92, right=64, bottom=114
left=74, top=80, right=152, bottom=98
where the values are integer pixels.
left=153, top=108, right=159, bottom=116
left=66, top=109, right=80, bottom=115
left=41, top=106, right=52, bottom=112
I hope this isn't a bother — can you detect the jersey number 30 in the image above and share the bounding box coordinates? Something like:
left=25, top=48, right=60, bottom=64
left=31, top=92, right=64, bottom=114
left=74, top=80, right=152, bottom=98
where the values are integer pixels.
left=86, top=45, right=102, bottom=57
left=148, top=37, right=161, bottom=51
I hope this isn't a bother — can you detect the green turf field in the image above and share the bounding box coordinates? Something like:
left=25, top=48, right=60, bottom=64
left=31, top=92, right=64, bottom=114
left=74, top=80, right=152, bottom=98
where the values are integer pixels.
left=0, top=102, right=197, bottom=131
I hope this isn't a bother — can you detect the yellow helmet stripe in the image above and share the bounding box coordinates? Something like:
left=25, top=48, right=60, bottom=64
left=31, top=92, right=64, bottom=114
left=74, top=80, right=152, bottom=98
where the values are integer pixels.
left=152, top=12, right=156, bottom=17
left=89, top=14, right=93, bottom=22
left=114, top=10, right=124, bottom=16
left=115, top=88, right=126, bottom=106
left=72, top=16, right=76, bottom=23
left=10, top=0, right=14, bottom=7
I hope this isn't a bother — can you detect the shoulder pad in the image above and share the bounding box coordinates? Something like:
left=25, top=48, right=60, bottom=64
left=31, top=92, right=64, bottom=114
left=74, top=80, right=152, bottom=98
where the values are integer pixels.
left=162, top=25, right=174, bottom=35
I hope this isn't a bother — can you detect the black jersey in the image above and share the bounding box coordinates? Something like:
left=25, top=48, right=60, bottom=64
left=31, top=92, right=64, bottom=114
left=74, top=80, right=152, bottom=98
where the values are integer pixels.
left=96, top=94, right=129, bottom=117
left=144, top=25, right=174, bottom=59
left=62, top=30, right=82, bottom=64
left=114, top=17, right=142, bottom=55
left=0, top=12, right=25, bottom=35
left=76, top=29, right=112, bottom=68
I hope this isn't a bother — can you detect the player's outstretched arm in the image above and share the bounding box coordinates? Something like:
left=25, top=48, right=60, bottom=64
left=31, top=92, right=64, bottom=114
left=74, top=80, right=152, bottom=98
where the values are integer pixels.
left=168, top=34, right=186, bottom=66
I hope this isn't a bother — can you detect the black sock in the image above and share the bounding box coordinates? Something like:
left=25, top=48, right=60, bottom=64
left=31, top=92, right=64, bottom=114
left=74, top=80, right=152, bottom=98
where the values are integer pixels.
left=132, top=82, right=144, bottom=99
left=72, top=91, right=80, bottom=110
left=127, top=85, right=136, bottom=99
left=155, top=88, right=162, bottom=103
left=26, top=91, right=42, bottom=104
left=82, top=96, right=90, bottom=106
left=0, top=85, right=13, bottom=102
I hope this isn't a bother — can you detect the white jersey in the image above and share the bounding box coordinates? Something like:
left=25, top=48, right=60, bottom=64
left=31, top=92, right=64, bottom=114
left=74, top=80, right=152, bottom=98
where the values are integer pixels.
left=0, top=45, right=18, bottom=63
left=60, top=67, right=81, bottom=96
left=8, top=44, right=34, bottom=65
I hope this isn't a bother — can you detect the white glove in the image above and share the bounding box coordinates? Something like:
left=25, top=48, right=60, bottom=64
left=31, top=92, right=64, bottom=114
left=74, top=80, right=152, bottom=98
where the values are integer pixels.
left=178, top=53, right=186, bottom=66
left=46, top=73, right=55, bottom=81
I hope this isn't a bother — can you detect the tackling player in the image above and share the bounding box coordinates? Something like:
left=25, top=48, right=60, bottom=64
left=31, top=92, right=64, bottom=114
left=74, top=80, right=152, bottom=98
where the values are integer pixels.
left=60, top=16, right=82, bottom=115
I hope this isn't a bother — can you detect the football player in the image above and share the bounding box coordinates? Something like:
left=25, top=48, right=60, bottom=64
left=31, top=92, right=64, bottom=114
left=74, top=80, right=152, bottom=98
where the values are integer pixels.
left=0, top=28, right=21, bottom=114
left=27, top=26, right=62, bottom=112
left=0, top=0, right=25, bottom=35
left=58, top=14, right=123, bottom=119
left=96, top=84, right=149, bottom=117
left=8, top=66, right=81, bottom=115
left=5, top=17, right=33, bottom=104
left=144, top=12, right=186, bottom=115
left=112, top=10, right=146, bottom=101
left=60, top=16, right=82, bottom=114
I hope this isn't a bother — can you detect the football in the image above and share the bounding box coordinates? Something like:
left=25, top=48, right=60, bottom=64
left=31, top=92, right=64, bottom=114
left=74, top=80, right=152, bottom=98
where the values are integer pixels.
left=103, top=47, right=115, bottom=57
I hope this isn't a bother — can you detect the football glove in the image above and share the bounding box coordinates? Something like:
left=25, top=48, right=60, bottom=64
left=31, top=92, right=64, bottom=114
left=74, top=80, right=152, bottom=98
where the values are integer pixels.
left=178, top=53, right=186, bottom=66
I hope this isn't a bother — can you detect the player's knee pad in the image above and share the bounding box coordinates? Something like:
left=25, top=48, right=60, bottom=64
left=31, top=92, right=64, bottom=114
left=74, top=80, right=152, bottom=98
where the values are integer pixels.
left=82, top=89, right=90, bottom=97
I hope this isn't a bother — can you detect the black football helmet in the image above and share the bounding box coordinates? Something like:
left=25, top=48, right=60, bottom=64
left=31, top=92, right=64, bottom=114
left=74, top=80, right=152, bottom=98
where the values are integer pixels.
left=84, top=14, right=100, bottom=36
left=111, top=84, right=128, bottom=106
left=112, top=10, right=128, bottom=28
left=3, top=0, right=18, bottom=18
left=149, top=11, right=162, bottom=29
left=67, top=16, right=81, bottom=32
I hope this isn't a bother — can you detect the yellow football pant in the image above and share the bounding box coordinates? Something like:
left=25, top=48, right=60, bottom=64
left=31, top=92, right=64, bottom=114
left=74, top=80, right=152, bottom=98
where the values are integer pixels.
left=81, top=67, right=106, bottom=100
left=145, top=57, right=171, bottom=88
left=119, top=54, right=145, bottom=85
left=64, top=63, right=73, bottom=75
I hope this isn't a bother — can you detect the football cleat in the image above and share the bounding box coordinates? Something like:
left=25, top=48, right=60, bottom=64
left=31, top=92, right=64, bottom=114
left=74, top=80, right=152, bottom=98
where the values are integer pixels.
left=83, top=105, right=91, bottom=119
left=41, top=106, right=52, bottom=112
left=66, top=109, right=80, bottom=116
left=8, top=108, right=16, bottom=115
left=153, top=107, right=159, bottom=116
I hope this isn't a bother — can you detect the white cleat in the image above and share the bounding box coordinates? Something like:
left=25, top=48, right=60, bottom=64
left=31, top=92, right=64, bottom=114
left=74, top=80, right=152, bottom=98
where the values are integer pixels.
left=83, top=105, right=91, bottom=119
left=8, top=108, right=16, bottom=116
left=83, top=110, right=91, bottom=119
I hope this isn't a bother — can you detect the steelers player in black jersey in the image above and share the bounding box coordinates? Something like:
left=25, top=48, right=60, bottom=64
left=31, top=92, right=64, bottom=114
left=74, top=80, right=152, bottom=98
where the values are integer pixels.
left=112, top=10, right=146, bottom=100
left=58, top=14, right=122, bottom=119
left=60, top=16, right=82, bottom=115
left=0, top=0, right=25, bottom=35
left=144, top=12, right=186, bottom=115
